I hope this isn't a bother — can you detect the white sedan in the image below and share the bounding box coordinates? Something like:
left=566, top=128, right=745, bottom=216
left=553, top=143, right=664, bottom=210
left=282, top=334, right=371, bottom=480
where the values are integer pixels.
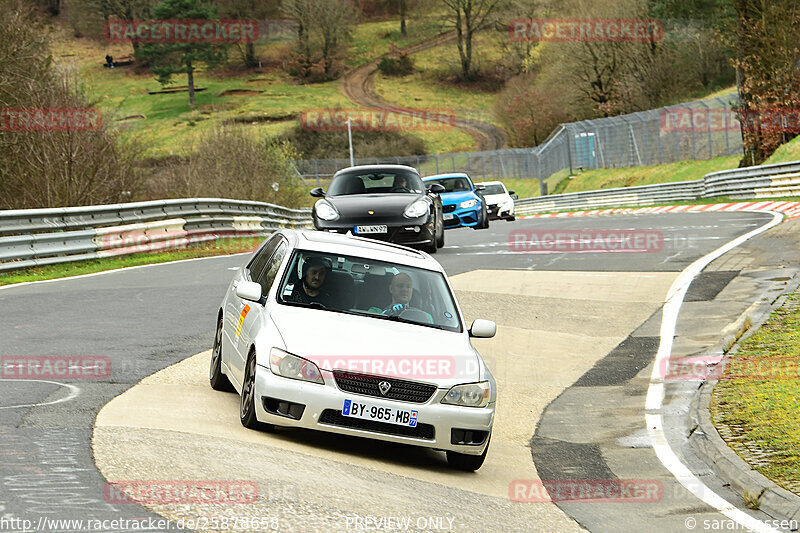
left=210, top=229, right=497, bottom=470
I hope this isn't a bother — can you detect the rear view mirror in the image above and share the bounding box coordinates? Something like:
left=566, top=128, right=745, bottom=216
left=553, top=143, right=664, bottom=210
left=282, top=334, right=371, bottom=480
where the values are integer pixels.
left=469, top=319, right=496, bottom=338
left=310, top=187, right=326, bottom=197
left=236, top=281, right=262, bottom=302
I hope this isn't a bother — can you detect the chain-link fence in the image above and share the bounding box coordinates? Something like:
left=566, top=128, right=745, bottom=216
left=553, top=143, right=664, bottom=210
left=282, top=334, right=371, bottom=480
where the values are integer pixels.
left=295, top=94, right=743, bottom=194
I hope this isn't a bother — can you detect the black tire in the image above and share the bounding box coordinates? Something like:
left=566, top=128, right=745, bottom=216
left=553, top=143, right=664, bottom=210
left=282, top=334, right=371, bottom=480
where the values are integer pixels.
left=436, top=222, right=445, bottom=248
left=240, top=349, right=274, bottom=431
left=506, top=215, right=515, bottom=222
left=425, top=232, right=438, bottom=254
left=446, top=436, right=490, bottom=471
left=475, top=204, right=489, bottom=230
left=210, top=317, right=235, bottom=392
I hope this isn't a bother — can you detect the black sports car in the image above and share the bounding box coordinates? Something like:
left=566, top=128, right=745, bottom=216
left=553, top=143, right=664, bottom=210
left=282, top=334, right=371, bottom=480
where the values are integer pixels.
left=310, top=165, right=446, bottom=253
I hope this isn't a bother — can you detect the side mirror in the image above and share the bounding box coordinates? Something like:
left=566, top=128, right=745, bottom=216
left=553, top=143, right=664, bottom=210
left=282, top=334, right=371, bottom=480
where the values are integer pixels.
left=428, top=183, right=445, bottom=194
left=236, top=280, right=263, bottom=302
left=310, top=187, right=326, bottom=198
left=474, top=184, right=486, bottom=192
left=508, top=190, right=516, bottom=195
left=469, top=319, right=496, bottom=338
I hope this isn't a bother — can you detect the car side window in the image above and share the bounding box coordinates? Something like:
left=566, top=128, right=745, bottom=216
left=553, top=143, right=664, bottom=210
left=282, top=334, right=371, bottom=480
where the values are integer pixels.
left=255, top=241, right=288, bottom=298
left=247, top=236, right=281, bottom=281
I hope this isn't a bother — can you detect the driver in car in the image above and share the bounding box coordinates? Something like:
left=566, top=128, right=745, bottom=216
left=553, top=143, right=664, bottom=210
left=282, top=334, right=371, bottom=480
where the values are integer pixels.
left=391, top=175, right=411, bottom=192
left=370, top=273, right=433, bottom=323
left=286, top=256, right=333, bottom=307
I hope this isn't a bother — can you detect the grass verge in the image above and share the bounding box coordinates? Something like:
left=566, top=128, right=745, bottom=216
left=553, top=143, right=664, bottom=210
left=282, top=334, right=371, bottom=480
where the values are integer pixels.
left=711, top=291, right=800, bottom=496
left=0, top=237, right=263, bottom=286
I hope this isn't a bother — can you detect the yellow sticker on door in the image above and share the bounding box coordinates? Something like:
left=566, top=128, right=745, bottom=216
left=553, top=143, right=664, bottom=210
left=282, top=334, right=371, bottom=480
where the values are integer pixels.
left=235, top=305, right=251, bottom=339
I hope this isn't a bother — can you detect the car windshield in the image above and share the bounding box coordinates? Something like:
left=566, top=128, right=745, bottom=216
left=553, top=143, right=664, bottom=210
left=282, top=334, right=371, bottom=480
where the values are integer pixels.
left=276, top=249, right=462, bottom=332
left=424, top=177, right=471, bottom=192
left=481, top=184, right=506, bottom=195
left=328, top=169, right=424, bottom=196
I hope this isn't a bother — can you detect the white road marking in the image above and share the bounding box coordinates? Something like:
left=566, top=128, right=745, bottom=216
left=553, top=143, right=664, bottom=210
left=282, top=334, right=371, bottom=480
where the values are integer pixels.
left=645, top=209, right=783, bottom=533
left=0, top=379, right=81, bottom=409
left=0, top=253, right=250, bottom=291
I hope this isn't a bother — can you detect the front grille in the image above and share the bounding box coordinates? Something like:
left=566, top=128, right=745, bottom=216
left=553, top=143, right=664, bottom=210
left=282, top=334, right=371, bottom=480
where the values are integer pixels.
left=443, top=204, right=456, bottom=213
left=319, top=409, right=435, bottom=440
left=333, top=371, right=437, bottom=403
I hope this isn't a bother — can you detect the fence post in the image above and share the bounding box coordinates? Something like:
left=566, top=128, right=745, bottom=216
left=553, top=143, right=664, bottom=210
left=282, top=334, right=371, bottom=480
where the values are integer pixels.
left=716, top=97, right=731, bottom=155
left=566, top=127, right=573, bottom=175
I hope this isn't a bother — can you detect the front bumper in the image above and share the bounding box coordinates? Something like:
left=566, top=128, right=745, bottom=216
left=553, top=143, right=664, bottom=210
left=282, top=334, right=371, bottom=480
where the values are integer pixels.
left=442, top=206, right=481, bottom=228
left=254, top=365, right=494, bottom=455
left=314, top=219, right=435, bottom=246
left=488, top=203, right=514, bottom=220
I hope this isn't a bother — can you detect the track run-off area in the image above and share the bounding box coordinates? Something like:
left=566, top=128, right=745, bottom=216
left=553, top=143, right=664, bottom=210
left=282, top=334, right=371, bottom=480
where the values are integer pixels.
left=2, top=209, right=800, bottom=532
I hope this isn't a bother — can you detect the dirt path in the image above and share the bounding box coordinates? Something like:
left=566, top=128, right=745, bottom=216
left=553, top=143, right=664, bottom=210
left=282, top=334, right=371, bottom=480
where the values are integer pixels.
left=341, top=32, right=507, bottom=151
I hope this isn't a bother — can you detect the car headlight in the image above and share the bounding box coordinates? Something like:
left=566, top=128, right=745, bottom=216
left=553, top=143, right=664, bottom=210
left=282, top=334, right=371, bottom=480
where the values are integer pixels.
left=441, top=381, right=490, bottom=408
left=403, top=199, right=428, bottom=218
left=269, top=348, right=324, bottom=384
left=315, top=200, right=339, bottom=221
left=459, top=199, right=478, bottom=209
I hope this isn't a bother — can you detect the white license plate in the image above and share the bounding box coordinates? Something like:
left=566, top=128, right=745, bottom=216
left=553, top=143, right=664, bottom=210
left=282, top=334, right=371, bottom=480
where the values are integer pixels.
left=342, top=399, right=418, bottom=427
left=443, top=214, right=455, bottom=220
left=355, top=225, right=388, bottom=234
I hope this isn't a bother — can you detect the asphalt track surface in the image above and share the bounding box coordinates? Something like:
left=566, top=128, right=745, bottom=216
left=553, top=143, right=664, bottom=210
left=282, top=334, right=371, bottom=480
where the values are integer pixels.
left=0, top=211, right=793, bottom=532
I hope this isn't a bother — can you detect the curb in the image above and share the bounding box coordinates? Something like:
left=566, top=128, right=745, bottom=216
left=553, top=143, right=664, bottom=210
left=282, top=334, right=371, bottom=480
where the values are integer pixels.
left=687, top=269, right=800, bottom=523
left=518, top=200, right=800, bottom=220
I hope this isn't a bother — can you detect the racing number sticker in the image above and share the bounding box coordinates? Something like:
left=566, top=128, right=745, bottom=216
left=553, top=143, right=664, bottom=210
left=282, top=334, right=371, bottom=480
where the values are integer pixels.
left=235, top=305, right=251, bottom=339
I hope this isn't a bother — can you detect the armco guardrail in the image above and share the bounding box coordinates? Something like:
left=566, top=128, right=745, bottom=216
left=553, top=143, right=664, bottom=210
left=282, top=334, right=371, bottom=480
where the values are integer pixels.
left=0, top=198, right=312, bottom=273
left=515, top=160, right=800, bottom=215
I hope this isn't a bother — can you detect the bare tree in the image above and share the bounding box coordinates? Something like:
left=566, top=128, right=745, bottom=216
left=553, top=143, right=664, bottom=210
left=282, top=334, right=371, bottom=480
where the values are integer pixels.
left=0, top=0, right=143, bottom=209
left=440, top=0, right=506, bottom=80
left=727, top=0, right=800, bottom=164
left=282, top=0, right=359, bottom=79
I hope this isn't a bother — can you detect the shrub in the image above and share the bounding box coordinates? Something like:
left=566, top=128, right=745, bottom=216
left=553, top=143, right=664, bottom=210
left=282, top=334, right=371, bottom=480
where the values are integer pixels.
left=281, top=124, right=426, bottom=160
left=146, top=126, right=307, bottom=208
left=377, top=53, right=414, bottom=76
left=0, top=0, right=144, bottom=209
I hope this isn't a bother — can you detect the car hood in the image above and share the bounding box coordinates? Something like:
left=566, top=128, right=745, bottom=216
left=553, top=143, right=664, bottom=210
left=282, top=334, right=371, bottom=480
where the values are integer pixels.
left=438, top=191, right=477, bottom=206
left=326, top=194, right=423, bottom=217
left=269, top=305, right=482, bottom=385
left=483, top=193, right=510, bottom=204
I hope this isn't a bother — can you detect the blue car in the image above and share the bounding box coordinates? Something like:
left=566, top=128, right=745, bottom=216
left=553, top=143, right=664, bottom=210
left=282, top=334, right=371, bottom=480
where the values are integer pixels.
left=422, top=173, right=489, bottom=230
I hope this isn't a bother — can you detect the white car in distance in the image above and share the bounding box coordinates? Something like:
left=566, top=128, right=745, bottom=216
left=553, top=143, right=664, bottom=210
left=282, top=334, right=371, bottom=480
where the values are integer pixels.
left=477, top=180, right=517, bottom=221
left=210, top=229, right=497, bottom=470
